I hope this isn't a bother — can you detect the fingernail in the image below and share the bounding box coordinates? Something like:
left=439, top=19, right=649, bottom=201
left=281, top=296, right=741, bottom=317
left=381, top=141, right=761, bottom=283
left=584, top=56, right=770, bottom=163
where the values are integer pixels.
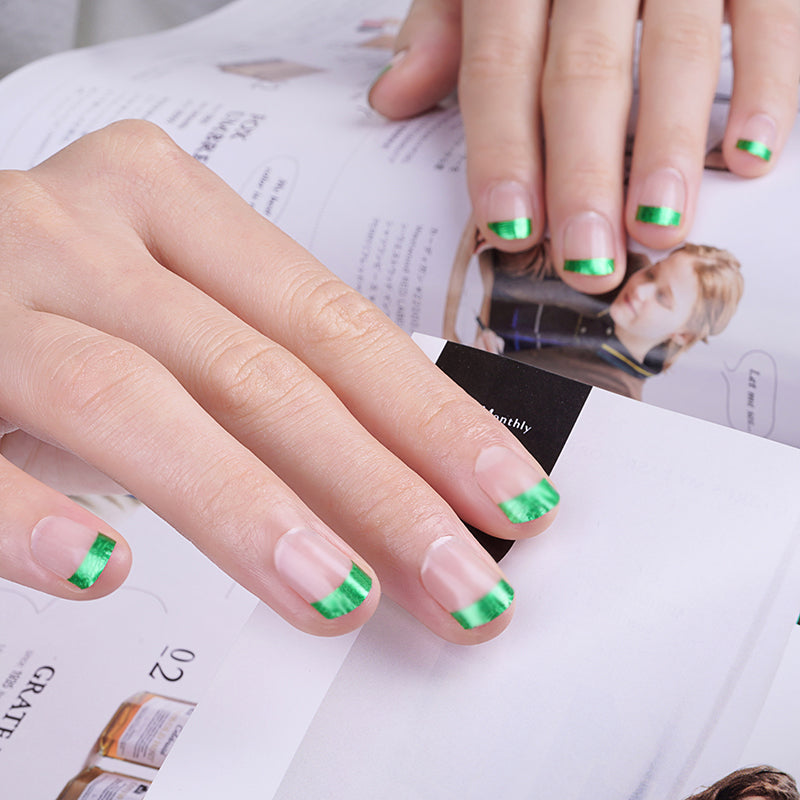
left=368, top=49, right=407, bottom=98
left=735, top=113, right=776, bottom=162
left=486, top=181, right=533, bottom=240
left=274, top=528, right=372, bottom=619
left=475, top=445, right=559, bottom=523
left=635, top=167, right=685, bottom=227
left=31, top=517, right=116, bottom=589
left=562, top=211, right=616, bottom=276
left=421, top=536, right=514, bottom=630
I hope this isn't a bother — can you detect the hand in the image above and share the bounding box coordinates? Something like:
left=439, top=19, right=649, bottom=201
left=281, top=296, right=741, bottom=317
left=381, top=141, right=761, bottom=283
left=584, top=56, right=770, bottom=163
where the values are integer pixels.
left=0, top=120, right=559, bottom=644
left=369, top=0, right=800, bottom=293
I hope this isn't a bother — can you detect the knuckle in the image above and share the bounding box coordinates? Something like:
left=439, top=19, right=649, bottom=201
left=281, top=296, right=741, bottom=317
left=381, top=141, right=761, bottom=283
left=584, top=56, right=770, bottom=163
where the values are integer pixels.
left=185, top=458, right=270, bottom=551
left=555, top=161, right=618, bottom=201
left=462, top=29, right=534, bottom=82
left=646, top=14, right=719, bottom=66
left=656, top=121, right=704, bottom=158
left=287, top=273, right=391, bottom=351
left=84, top=120, right=187, bottom=198
left=544, top=28, right=628, bottom=87
left=0, top=171, right=68, bottom=253
left=200, top=331, right=318, bottom=426
left=43, top=335, right=153, bottom=439
left=416, top=393, right=485, bottom=442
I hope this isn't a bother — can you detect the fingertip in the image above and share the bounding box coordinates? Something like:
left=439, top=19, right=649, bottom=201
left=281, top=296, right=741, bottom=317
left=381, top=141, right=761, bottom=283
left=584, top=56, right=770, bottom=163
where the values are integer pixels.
left=626, top=166, right=692, bottom=250
left=722, top=113, right=778, bottom=178
left=368, top=27, right=460, bottom=119
left=474, top=445, right=560, bottom=538
left=29, top=515, right=131, bottom=599
left=554, top=210, right=626, bottom=295
left=419, top=534, right=516, bottom=644
left=271, top=527, right=381, bottom=636
left=478, top=179, right=544, bottom=251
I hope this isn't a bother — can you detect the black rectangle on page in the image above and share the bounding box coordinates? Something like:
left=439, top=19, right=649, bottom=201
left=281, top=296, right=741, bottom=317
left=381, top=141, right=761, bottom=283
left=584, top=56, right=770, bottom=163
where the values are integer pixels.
left=433, top=340, right=592, bottom=559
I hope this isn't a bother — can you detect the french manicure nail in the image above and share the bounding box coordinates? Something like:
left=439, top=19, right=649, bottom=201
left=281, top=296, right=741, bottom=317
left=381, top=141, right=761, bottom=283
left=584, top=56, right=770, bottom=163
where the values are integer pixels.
left=562, top=211, right=616, bottom=276
left=31, top=517, right=116, bottom=589
left=475, top=445, right=559, bottom=523
left=635, top=167, right=685, bottom=227
left=486, top=181, right=533, bottom=240
left=736, top=114, right=776, bottom=162
left=274, top=528, right=371, bottom=619
left=421, top=536, right=514, bottom=630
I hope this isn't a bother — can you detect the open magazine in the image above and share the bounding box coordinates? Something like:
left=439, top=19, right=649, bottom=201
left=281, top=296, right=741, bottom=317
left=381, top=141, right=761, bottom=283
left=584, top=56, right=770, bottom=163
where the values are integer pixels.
left=0, top=0, right=798, bottom=447
left=0, top=0, right=799, bottom=797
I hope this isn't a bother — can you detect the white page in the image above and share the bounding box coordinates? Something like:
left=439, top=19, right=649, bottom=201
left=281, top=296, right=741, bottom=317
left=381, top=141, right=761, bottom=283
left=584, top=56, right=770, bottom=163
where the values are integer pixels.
left=0, top=500, right=258, bottom=797
left=151, top=348, right=800, bottom=799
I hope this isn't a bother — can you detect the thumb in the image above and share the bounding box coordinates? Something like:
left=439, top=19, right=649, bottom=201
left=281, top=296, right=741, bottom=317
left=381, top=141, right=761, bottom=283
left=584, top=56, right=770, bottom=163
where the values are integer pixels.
left=368, top=0, right=462, bottom=119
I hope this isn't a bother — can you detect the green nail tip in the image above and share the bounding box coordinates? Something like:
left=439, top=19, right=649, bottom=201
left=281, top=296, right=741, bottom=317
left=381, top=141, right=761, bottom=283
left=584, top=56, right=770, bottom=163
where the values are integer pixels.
left=498, top=478, right=560, bottom=524
left=635, top=205, right=681, bottom=227
left=563, top=257, right=615, bottom=276
left=452, top=579, right=515, bottom=630
left=311, top=562, right=372, bottom=619
left=68, top=532, right=116, bottom=589
left=488, top=218, right=532, bottom=240
left=736, top=139, right=772, bottom=162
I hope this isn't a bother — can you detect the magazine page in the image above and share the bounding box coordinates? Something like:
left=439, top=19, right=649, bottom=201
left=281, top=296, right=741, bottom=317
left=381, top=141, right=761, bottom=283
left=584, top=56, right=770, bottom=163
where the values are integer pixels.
left=1, top=0, right=796, bottom=448
left=446, top=112, right=800, bottom=449
left=0, top=499, right=258, bottom=799
left=150, top=338, right=800, bottom=800
left=0, top=0, right=468, bottom=342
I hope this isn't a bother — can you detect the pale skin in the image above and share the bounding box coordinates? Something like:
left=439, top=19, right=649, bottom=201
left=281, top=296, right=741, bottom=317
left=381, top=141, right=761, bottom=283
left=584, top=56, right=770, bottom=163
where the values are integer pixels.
left=370, top=0, right=800, bottom=295
left=3, top=0, right=798, bottom=644
left=0, top=121, right=558, bottom=645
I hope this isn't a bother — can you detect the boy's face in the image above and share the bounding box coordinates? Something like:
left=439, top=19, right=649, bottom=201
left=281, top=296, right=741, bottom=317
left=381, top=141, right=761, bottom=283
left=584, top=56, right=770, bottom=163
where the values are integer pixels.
left=608, top=251, right=699, bottom=345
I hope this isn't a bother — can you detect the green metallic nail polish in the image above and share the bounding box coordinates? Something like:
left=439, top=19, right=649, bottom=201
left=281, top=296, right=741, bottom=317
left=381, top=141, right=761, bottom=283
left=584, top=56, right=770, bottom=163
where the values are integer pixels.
left=68, top=533, right=116, bottom=589
left=451, top=579, right=514, bottom=629
left=635, top=205, right=682, bottom=227
left=736, top=138, right=772, bottom=162
left=311, top=562, right=372, bottom=619
left=563, top=257, right=615, bottom=276
left=488, top=218, right=532, bottom=240
left=498, top=478, right=560, bottom=524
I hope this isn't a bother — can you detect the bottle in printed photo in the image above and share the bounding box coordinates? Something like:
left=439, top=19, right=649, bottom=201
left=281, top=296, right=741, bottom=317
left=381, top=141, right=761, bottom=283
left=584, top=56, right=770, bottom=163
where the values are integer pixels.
left=55, top=767, right=150, bottom=800
left=93, top=692, right=196, bottom=770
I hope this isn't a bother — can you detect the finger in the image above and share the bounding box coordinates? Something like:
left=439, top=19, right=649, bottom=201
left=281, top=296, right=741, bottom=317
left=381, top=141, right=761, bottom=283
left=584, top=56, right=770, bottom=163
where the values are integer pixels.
left=368, top=0, right=462, bottom=119
left=0, top=453, right=131, bottom=598
left=626, top=0, right=724, bottom=248
left=13, top=125, right=540, bottom=643
left=0, top=298, right=379, bottom=637
left=723, top=0, right=800, bottom=175
left=459, top=0, right=550, bottom=250
left=542, top=0, right=640, bottom=293
left=71, top=124, right=560, bottom=549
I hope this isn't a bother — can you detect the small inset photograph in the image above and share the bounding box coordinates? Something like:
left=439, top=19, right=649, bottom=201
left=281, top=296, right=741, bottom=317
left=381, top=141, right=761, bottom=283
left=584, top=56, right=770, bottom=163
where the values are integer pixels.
left=219, top=58, right=323, bottom=82
left=444, top=222, right=743, bottom=401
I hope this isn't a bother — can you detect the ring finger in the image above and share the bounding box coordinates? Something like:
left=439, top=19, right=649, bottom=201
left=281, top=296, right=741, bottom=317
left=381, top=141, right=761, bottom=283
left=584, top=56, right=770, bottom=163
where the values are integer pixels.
left=626, top=0, right=724, bottom=248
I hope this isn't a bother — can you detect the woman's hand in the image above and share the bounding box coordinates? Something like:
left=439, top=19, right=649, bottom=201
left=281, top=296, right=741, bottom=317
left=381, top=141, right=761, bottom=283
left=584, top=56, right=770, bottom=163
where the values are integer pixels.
left=370, top=0, right=800, bottom=292
left=0, top=120, right=559, bottom=644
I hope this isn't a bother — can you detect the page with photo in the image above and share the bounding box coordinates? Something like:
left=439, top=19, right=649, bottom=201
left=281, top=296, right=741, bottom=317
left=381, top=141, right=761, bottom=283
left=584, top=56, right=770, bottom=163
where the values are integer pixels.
left=0, top=499, right=258, bottom=799
left=2, top=0, right=795, bottom=448
left=149, top=338, right=800, bottom=800
left=446, top=103, right=800, bottom=447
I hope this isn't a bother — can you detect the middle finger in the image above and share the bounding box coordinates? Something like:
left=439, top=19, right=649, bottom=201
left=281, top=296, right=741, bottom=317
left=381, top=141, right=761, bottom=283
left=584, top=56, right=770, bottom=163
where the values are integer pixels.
left=542, top=0, right=640, bottom=293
